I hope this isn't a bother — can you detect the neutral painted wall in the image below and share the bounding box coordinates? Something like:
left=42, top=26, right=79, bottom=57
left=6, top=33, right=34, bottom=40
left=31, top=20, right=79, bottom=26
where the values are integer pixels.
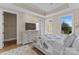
left=16, top=13, right=43, bottom=44
left=0, top=4, right=79, bottom=49
left=74, top=9, right=79, bottom=35
left=0, top=8, right=28, bottom=46
left=0, top=9, right=4, bottom=48
left=0, top=8, right=42, bottom=48
left=17, top=13, right=24, bottom=44
left=45, top=8, right=79, bottom=36
left=45, top=17, right=61, bottom=35
left=21, top=13, right=44, bottom=36
left=22, top=13, right=40, bottom=32
left=4, top=12, right=17, bottom=41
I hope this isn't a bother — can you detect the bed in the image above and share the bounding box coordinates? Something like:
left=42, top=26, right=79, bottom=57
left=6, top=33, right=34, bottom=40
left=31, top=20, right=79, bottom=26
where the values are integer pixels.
left=32, top=34, right=66, bottom=55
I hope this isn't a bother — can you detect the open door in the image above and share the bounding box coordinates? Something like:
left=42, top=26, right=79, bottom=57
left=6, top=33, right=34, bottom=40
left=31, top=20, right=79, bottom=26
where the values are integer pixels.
left=3, top=12, right=17, bottom=48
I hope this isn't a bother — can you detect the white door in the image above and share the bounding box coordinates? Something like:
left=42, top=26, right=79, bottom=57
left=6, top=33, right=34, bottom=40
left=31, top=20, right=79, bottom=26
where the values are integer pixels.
left=0, top=10, right=4, bottom=49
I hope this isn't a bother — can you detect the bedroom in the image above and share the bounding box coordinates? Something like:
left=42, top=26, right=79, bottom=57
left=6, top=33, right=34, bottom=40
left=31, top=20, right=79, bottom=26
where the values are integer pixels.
left=0, top=3, right=79, bottom=55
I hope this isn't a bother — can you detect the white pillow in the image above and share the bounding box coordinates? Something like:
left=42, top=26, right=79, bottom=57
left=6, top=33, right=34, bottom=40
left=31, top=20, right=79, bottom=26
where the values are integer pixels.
left=64, top=34, right=76, bottom=47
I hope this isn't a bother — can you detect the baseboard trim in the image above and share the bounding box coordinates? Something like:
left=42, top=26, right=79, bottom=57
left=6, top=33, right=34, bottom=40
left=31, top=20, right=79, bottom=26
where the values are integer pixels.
left=4, top=38, right=16, bottom=42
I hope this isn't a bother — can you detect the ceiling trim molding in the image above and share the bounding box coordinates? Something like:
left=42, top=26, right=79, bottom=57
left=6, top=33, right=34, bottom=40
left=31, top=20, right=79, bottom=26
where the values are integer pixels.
left=45, top=4, right=79, bottom=18
left=0, top=3, right=45, bottom=18
left=0, top=4, right=79, bottom=19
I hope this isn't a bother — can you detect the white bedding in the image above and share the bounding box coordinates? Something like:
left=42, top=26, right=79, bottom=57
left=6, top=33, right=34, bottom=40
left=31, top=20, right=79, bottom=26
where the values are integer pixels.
left=42, top=35, right=65, bottom=54
left=45, top=35, right=65, bottom=45
left=33, top=34, right=79, bottom=55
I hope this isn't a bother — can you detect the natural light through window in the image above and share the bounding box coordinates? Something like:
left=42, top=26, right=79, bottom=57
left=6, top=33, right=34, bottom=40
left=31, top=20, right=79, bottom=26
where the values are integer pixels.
left=45, top=19, right=53, bottom=34
left=61, top=16, right=72, bottom=34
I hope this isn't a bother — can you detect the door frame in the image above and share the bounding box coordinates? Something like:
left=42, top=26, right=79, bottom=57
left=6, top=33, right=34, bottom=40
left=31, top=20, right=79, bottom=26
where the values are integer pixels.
left=2, top=10, right=18, bottom=48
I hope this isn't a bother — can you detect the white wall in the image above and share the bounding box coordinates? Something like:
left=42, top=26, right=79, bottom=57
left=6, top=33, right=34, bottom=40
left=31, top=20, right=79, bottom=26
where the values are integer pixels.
left=0, top=8, right=22, bottom=47
left=0, top=9, right=4, bottom=48
left=16, top=8, right=79, bottom=44
left=45, top=17, right=61, bottom=36
left=74, top=9, right=79, bottom=35
left=45, top=8, right=79, bottom=36
left=16, top=12, right=44, bottom=45
left=1, top=4, right=79, bottom=49
left=0, top=9, right=24, bottom=45
left=0, top=7, right=43, bottom=48
left=22, top=13, right=40, bottom=32
left=16, top=13, right=23, bottom=44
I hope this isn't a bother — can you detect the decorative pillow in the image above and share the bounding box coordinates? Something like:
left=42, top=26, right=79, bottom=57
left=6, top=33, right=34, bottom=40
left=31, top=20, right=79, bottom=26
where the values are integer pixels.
left=64, top=34, right=76, bottom=47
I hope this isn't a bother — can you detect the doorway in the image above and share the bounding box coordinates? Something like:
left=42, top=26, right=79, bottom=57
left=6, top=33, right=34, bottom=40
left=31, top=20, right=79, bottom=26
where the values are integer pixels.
left=3, top=12, right=17, bottom=48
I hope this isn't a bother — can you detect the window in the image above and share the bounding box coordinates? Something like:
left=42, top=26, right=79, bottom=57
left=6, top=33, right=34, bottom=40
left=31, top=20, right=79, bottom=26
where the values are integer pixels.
left=45, top=19, right=53, bottom=34
left=61, top=16, right=73, bottom=34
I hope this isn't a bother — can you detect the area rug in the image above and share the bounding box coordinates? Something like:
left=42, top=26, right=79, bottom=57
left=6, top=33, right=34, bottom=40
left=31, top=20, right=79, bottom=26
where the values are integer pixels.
left=0, top=45, right=37, bottom=55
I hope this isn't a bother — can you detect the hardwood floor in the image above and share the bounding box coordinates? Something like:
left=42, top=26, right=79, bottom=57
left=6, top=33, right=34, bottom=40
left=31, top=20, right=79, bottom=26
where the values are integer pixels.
left=0, top=40, right=44, bottom=55
left=4, top=40, right=17, bottom=47
left=0, top=40, right=20, bottom=52
left=28, top=43, right=45, bottom=55
left=32, top=47, right=45, bottom=55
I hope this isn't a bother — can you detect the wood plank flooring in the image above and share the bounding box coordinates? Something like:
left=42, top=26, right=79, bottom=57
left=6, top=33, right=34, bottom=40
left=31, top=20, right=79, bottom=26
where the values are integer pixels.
left=0, top=40, right=45, bottom=55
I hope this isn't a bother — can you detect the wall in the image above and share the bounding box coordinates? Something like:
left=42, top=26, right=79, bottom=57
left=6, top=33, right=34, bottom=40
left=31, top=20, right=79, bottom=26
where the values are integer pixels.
left=17, top=13, right=43, bottom=44
left=4, top=12, right=17, bottom=41
left=0, top=9, right=4, bottom=49
left=17, top=13, right=24, bottom=44
left=0, top=7, right=43, bottom=48
left=1, top=4, right=79, bottom=49
left=45, top=17, right=61, bottom=35
left=21, top=13, right=42, bottom=32
left=74, top=9, right=79, bottom=35
left=0, top=8, right=26, bottom=46
left=45, top=8, right=79, bottom=36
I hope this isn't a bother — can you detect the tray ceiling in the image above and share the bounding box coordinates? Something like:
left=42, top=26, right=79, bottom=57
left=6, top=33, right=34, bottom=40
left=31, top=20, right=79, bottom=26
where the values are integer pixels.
left=13, top=3, right=69, bottom=16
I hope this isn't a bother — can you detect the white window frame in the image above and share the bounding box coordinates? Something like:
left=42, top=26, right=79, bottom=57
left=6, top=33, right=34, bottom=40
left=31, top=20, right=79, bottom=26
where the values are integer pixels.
left=60, top=13, right=74, bottom=35
left=45, top=18, right=53, bottom=35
